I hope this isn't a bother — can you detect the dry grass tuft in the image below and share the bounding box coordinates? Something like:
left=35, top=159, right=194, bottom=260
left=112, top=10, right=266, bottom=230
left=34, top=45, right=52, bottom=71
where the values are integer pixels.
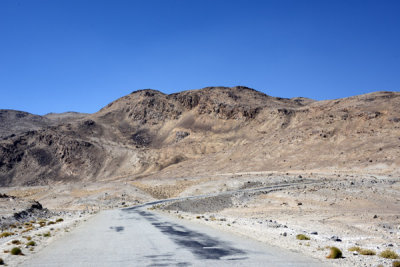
left=296, top=234, right=310, bottom=240
left=327, top=247, right=342, bottom=259
left=348, top=246, right=376, bottom=255
left=379, top=249, right=399, bottom=259
left=26, top=241, right=36, bottom=246
left=0, top=232, right=13, bottom=238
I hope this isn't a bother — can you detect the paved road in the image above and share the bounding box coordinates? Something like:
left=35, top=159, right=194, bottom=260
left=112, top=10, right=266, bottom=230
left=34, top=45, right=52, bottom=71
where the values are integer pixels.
left=22, top=205, right=324, bottom=267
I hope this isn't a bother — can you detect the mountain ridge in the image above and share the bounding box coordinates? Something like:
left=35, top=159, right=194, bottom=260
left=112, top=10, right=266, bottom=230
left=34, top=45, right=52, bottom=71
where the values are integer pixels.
left=0, top=86, right=399, bottom=186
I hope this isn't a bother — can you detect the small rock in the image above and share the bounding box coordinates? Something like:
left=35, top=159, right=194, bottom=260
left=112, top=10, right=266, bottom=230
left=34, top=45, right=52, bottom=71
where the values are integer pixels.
left=310, top=231, right=318, bottom=235
left=330, top=236, right=342, bottom=242
left=297, top=202, right=303, bottom=206
left=281, top=232, right=287, bottom=237
left=373, top=215, right=378, bottom=219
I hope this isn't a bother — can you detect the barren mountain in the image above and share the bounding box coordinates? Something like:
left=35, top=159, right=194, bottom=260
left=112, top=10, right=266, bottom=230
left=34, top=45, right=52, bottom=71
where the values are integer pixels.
left=0, top=86, right=399, bottom=186
left=0, top=110, right=88, bottom=139
left=0, top=110, right=52, bottom=138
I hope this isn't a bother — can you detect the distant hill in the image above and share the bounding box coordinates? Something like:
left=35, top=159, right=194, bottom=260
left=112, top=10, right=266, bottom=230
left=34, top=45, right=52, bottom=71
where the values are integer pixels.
left=44, top=112, right=89, bottom=124
left=0, top=110, right=88, bottom=138
left=0, top=110, right=51, bottom=138
left=0, top=86, right=399, bottom=186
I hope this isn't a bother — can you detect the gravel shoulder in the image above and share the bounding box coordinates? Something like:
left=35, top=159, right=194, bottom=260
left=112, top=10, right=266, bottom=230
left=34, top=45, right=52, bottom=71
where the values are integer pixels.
left=0, top=210, right=94, bottom=266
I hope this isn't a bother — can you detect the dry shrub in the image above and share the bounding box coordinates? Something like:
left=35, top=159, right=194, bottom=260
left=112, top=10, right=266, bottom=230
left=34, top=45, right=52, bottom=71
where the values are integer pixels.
left=327, top=247, right=342, bottom=259
left=10, top=247, right=23, bottom=255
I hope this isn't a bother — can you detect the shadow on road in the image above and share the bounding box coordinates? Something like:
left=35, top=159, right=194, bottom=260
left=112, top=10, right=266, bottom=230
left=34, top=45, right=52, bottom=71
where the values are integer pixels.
left=124, top=208, right=247, bottom=261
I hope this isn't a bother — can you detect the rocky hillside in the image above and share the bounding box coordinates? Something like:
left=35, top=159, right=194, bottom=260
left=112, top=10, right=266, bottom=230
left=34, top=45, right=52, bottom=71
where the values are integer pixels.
left=0, top=110, right=88, bottom=138
left=0, top=110, right=51, bottom=138
left=0, top=86, right=399, bottom=186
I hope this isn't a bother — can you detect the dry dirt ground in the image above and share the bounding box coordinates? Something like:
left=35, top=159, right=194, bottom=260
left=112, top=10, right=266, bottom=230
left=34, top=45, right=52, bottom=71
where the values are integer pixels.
left=146, top=172, right=400, bottom=267
left=0, top=172, right=398, bottom=266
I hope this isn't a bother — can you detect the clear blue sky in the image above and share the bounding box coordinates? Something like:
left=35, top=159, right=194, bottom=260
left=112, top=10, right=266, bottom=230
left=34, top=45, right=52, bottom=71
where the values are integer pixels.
left=1, top=0, right=399, bottom=115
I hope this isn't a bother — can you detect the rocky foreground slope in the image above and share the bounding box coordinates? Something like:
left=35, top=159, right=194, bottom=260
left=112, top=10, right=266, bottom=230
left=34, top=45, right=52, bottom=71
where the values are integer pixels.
left=0, top=86, right=399, bottom=186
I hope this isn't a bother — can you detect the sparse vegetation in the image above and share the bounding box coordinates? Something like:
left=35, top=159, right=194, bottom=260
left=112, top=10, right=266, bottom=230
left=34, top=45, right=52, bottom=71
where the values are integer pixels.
left=47, top=221, right=55, bottom=225
left=348, top=246, right=376, bottom=255
left=10, top=247, right=23, bottom=255
left=21, top=227, right=33, bottom=233
left=296, top=234, right=310, bottom=240
left=327, top=247, right=342, bottom=259
left=348, top=246, right=360, bottom=252
left=379, top=249, right=399, bottom=259
left=0, top=232, right=13, bottom=238
left=360, top=249, right=376, bottom=256
left=26, top=240, right=36, bottom=246
left=0, top=258, right=4, bottom=265
left=23, top=236, right=32, bottom=241
left=393, top=261, right=400, bottom=267
left=43, top=232, right=51, bottom=237
left=56, top=218, right=64, bottom=222
left=11, top=240, right=21, bottom=245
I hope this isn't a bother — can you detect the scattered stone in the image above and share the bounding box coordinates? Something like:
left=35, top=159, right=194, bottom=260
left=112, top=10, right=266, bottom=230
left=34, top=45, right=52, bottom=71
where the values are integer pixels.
left=330, top=236, right=342, bottom=242
left=310, top=231, right=318, bottom=235
left=373, top=215, right=378, bottom=219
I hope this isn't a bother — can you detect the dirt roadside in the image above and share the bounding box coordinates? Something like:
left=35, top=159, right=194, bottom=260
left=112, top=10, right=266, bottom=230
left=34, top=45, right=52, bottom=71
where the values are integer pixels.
left=151, top=173, right=400, bottom=267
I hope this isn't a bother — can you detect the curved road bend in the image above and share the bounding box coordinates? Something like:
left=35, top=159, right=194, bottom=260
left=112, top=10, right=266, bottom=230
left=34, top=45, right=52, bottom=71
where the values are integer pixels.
left=22, top=206, right=325, bottom=267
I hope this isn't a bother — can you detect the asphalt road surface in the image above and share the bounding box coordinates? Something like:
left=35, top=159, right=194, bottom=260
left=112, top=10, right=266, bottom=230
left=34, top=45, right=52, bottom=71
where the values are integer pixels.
left=22, top=206, right=325, bottom=266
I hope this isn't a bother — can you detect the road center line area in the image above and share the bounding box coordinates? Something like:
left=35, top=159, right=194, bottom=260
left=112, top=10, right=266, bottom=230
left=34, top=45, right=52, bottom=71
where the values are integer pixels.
left=21, top=206, right=326, bottom=267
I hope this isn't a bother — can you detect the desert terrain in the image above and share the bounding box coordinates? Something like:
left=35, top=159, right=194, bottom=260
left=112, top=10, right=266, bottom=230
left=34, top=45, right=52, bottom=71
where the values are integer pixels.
left=0, top=86, right=399, bottom=266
